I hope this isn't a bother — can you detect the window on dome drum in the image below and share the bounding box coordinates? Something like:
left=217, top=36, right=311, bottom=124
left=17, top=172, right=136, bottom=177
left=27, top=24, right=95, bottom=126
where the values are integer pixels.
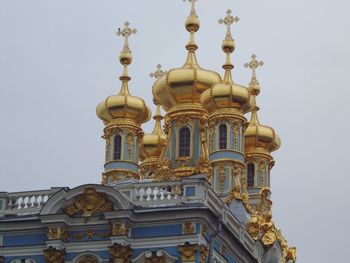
left=113, top=135, right=122, bottom=160
left=179, top=127, right=191, bottom=157
left=247, top=163, right=255, bottom=187
left=219, top=124, right=228, bottom=149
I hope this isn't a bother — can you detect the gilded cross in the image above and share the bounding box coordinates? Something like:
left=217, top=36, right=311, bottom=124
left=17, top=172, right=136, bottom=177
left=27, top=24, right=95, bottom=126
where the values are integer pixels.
left=244, top=54, right=264, bottom=79
left=219, top=9, right=239, bottom=40
left=183, top=0, right=198, bottom=14
left=117, top=21, right=137, bottom=49
left=149, top=64, right=167, bottom=79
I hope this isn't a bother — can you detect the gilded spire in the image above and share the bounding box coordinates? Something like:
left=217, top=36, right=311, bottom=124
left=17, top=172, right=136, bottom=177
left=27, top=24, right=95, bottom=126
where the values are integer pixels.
left=245, top=54, right=264, bottom=124
left=116, top=21, right=137, bottom=95
left=219, top=9, right=239, bottom=84
left=149, top=64, right=167, bottom=79
left=182, top=0, right=200, bottom=67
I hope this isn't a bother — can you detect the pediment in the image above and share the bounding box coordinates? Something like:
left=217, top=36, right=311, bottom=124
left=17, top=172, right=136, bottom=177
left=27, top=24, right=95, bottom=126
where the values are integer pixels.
left=40, top=184, right=131, bottom=217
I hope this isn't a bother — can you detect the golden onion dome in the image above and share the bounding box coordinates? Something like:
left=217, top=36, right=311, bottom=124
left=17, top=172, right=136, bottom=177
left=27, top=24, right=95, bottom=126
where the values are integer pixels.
left=201, top=9, right=250, bottom=114
left=152, top=2, right=221, bottom=111
left=96, top=22, right=151, bottom=126
left=140, top=104, right=167, bottom=161
left=244, top=55, right=281, bottom=154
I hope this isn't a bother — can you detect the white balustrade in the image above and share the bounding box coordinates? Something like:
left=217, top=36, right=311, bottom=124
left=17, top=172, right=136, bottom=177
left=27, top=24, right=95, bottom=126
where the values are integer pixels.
left=1, top=189, right=58, bottom=216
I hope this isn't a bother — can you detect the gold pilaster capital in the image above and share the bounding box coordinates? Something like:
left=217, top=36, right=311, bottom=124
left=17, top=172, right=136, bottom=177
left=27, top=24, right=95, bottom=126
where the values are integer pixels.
left=43, top=247, right=65, bottom=263
left=109, top=243, right=132, bottom=263
left=178, top=242, right=199, bottom=262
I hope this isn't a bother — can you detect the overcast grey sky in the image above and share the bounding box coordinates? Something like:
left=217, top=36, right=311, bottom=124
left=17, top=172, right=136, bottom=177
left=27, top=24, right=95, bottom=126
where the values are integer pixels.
left=1, top=0, right=349, bottom=262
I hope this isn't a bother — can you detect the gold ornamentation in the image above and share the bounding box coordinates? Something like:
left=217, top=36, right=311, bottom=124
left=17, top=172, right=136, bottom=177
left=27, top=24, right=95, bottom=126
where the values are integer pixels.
left=127, top=133, right=134, bottom=159
left=286, top=247, right=297, bottom=262
left=178, top=242, right=198, bottom=262
left=195, top=156, right=212, bottom=179
left=201, top=224, right=207, bottom=236
left=64, top=188, right=113, bottom=220
left=246, top=213, right=261, bottom=240
left=109, top=243, right=132, bottom=263
left=149, top=64, right=167, bottom=79
left=62, top=229, right=110, bottom=241
left=225, top=188, right=242, bottom=205
left=244, top=54, right=264, bottom=84
left=47, top=227, right=67, bottom=240
left=43, top=247, right=65, bottom=263
left=112, top=222, right=130, bottom=236
left=260, top=161, right=265, bottom=187
left=219, top=165, right=226, bottom=192
left=183, top=221, right=195, bottom=234
left=199, top=245, right=208, bottom=263
left=154, top=158, right=177, bottom=181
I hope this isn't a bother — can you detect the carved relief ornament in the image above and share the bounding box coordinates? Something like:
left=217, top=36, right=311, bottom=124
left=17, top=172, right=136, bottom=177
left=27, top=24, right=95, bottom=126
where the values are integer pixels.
left=109, top=243, right=132, bottom=263
left=64, top=187, right=113, bottom=220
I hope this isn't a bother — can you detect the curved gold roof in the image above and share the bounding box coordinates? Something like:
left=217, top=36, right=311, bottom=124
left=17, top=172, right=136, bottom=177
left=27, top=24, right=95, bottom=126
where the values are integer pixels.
left=244, top=55, right=280, bottom=154
left=140, top=104, right=167, bottom=161
left=201, top=10, right=250, bottom=114
left=152, top=2, right=221, bottom=111
left=96, top=22, right=151, bottom=126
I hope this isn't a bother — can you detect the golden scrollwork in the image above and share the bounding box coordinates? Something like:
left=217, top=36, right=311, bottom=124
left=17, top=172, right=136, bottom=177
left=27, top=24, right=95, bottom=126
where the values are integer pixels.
left=112, top=222, right=130, bottom=236
left=154, top=158, right=177, bottom=181
left=61, top=229, right=110, bottom=241
left=194, top=156, right=212, bottom=178
left=109, top=243, right=132, bottom=263
left=183, top=221, right=195, bottom=234
left=43, top=247, right=65, bottom=263
left=64, top=188, right=113, bottom=220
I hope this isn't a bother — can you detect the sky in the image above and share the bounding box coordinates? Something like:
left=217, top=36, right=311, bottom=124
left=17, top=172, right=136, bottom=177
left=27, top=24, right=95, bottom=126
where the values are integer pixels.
left=0, top=0, right=349, bottom=262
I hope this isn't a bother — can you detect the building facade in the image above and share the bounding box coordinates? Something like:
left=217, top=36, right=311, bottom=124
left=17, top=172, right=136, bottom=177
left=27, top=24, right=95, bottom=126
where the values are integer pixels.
left=0, top=2, right=296, bottom=263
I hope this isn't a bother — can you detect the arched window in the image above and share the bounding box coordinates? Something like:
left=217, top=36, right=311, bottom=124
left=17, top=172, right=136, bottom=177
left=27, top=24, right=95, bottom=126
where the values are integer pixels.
left=219, top=124, right=227, bottom=149
left=179, top=127, right=191, bottom=157
left=113, top=135, right=122, bottom=160
left=247, top=163, right=255, bottom=187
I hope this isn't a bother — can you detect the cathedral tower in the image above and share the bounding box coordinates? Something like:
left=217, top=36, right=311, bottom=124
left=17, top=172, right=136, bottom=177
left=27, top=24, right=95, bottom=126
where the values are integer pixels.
left=244, top=55, right=281, bottom=212
left=96, top=22, right=151, bottom=185
left=201, top=9, right=250, bottom=199
left=152, top=0, right=221, bottom=179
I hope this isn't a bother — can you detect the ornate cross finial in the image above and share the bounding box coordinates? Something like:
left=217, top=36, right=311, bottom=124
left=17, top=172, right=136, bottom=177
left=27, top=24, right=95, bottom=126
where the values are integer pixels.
left=245, top=54, right=264, bottom=79
left=183, top=0, right=198, bottom=14
left=117, top=21, right=137, bottom=50
left=219, top=9, right=239, bottom=40
left=149, top=64, right=167, bottom=79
